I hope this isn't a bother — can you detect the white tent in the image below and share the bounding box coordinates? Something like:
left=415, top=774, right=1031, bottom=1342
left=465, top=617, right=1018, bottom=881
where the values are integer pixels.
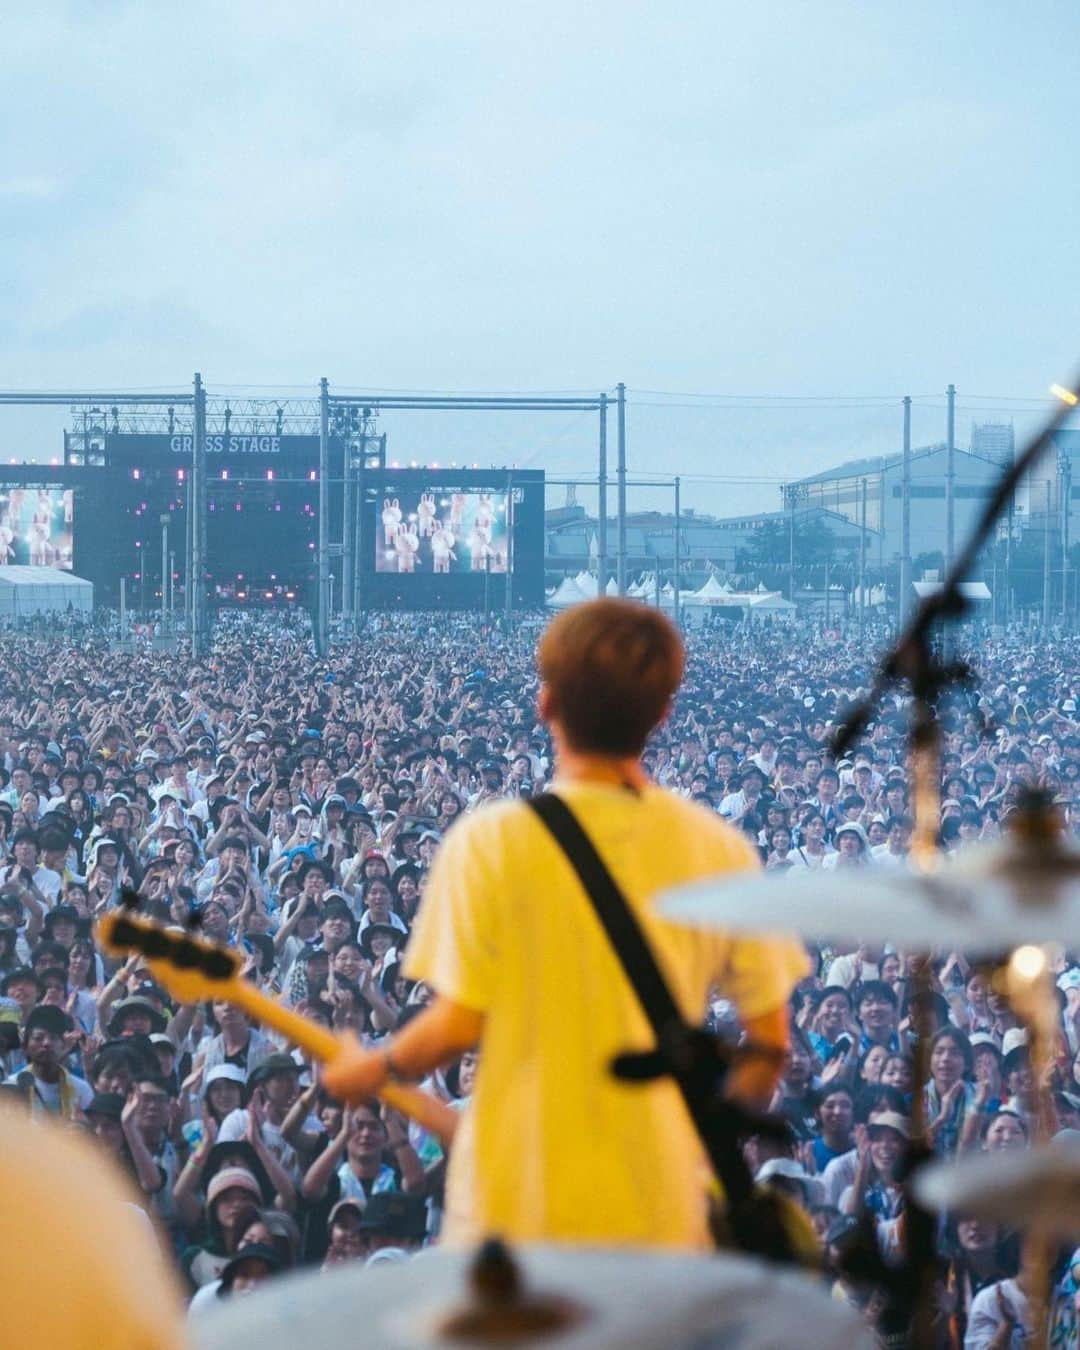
left=912, top=580, right=992, bottom=603
left=0, top=567, right=92, bottom=618
left=747, top=591, right=797, bottom=622
left=684, top=574, right=739, bottom=607
left=575, top=571, right=598, bottom=598
left=546, top=576, right=590, bottom=608
left=604, top=576, right=619, bottom=596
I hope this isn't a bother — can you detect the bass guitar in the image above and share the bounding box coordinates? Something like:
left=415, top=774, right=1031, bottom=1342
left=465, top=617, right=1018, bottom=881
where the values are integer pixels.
left=96, top=909, right=458, bottom=1147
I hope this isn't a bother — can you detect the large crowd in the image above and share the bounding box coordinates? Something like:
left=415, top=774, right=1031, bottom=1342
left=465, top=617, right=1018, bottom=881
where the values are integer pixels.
left=0, top=607, right=1078, bottom=1346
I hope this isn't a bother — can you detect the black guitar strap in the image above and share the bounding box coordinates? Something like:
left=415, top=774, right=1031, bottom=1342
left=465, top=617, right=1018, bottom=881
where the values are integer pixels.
left=527, top=792, right=754, bottom=1206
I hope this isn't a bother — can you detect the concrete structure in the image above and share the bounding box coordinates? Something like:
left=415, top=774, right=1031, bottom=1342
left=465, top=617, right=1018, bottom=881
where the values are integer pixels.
left=546, top=505, right=736, bottom=576
left=789, top=444, right=1005, bottom=568
left=545, top=503, right=863, bottom=579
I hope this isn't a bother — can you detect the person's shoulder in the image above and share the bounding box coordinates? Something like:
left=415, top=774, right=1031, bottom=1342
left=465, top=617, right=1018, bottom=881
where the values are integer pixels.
left=646, top=788, right=757, bottom=856
left=438, top=798, right=532, bottom=849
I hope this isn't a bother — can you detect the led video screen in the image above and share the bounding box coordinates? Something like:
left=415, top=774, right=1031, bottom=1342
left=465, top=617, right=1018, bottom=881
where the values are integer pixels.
left=376, top=489, right=509, bottom=574
left=0, top=488, right=74, bottom=570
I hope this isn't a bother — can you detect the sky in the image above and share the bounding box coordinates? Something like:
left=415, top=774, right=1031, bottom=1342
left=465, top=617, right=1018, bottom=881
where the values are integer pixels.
left=3, top=2, right=1080, bottom=517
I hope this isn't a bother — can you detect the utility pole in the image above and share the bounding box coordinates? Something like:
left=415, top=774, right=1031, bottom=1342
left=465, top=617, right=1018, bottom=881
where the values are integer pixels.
left=1043, top=478, right=1053, bottom=629
left=673, top=476, right=681, bottom=624
left=597, top=393, right=608, bottom=596
left=1005, top=496, right=1014, bottom=626
left=1061, top=452, right=1072, bottom=625
left=858, top=476, right=867, bottom=640
left=160, top=513, right=170, bottom=638
left=317, top=377, right=329, bottom=656
left=945, top=383, right=956, bottom=570
left=824, top=554, right=831, bottom=626
left=191, top=372, right=206, bottom=656
left=505, top=471, right=514, bottom=621
left=900, top=395, right=911, bottom=624
left=342, top=417, right=354, bottom=621
left=616, top=382, right=627, bottom=594
left=787, top=485, right=796, bottom=601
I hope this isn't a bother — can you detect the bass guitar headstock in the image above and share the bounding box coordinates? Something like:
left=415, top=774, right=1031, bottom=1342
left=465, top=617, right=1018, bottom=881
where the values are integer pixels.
left=96, top=905, right=243, bottom=1005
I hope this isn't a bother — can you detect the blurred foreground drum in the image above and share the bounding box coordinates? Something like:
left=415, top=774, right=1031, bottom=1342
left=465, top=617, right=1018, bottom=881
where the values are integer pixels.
left=658, top=800, right=1080, bottom=952
left=0, top=1104, right=184, bottom=1350
left=192, top=1241, right=874, bottom=1350
left=914, top=1136, right=1080, bottom=1240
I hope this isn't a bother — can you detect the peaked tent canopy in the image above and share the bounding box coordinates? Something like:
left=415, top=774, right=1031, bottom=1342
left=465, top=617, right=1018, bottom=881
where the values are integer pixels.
left=546, top=576, right=590, bottom=608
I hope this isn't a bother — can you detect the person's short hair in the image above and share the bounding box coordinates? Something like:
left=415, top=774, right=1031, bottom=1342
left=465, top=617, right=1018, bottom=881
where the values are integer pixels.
left=537, top=599, right=684, bottom=756
left=857, top=979, right=898, bottom=1009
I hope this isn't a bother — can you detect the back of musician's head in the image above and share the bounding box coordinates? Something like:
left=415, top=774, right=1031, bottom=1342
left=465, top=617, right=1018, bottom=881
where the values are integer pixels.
left=538, top=599, right=684, bottom=756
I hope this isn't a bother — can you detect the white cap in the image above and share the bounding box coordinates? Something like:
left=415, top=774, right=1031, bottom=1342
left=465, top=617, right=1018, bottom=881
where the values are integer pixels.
left=1001, top=1028, right=1029, bottom=1059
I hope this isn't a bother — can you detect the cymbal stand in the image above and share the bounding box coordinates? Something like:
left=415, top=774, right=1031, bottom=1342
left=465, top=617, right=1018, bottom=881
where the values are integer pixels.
left=1005, top=923, right=1062, bottom=1348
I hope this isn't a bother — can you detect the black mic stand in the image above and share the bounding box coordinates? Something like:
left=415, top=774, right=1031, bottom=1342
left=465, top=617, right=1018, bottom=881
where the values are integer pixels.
left=829, top=375, right=1080, bottom=1348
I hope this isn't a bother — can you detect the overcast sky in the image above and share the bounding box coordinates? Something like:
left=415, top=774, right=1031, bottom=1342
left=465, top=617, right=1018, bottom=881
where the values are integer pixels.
left=4, top=3, right=1079, bottom=516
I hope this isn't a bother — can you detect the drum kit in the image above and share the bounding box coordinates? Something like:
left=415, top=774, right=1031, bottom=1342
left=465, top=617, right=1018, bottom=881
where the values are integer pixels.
left=192, top=1237, right=878, bottom=1350
left=659, top=794, right=1080, bottom=1347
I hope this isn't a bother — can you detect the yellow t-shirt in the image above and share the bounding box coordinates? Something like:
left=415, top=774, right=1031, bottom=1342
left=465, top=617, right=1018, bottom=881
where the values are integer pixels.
left=404, top=781, right=809, bottom=1251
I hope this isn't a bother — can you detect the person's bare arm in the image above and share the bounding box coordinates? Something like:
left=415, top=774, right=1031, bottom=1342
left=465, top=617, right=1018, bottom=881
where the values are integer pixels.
left=121, top=1089, right=166, bottom=1195
left=726, top=1005, right=791, bottom=1111
left=300, top=1120, right=349, bottom=1201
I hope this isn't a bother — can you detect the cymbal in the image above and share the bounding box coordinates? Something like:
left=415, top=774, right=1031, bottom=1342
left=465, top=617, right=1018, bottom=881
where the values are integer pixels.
left=658, top=828, right=1080, bottom=951
left=913, top=1138, right=1080, bottom=1239
left=191, top=1243, right=875, bottom=1350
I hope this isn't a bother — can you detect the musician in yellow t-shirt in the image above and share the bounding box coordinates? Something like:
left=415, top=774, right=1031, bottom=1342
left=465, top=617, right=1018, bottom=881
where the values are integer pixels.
left=324, top=599, right=807, bottom=1250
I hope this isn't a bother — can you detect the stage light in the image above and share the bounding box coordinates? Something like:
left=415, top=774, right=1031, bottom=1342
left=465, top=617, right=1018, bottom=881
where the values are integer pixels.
left=1051, top=383, right=1078, bottom=406
left=265, top=591, right=273, bottom=599
left=235, top=503, right=242, bottom=511
left=221, top=469, right=229, bottom=480
left=266, top=469, right=274, bottom=481
left=410, top=460, right=418, bottom=468
left=309, top=470, right=317, bottom=481
left=132, top=469, right=141, bottom=481
left=1010, top=944, right=1048, bottom=982
left=177, top=469, right=185, bottom=482
left=285, top=591, right=295, bottom=599
left=308, top=542, right=315, bottom=549
left=237, top=590, right=246, bottom=599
